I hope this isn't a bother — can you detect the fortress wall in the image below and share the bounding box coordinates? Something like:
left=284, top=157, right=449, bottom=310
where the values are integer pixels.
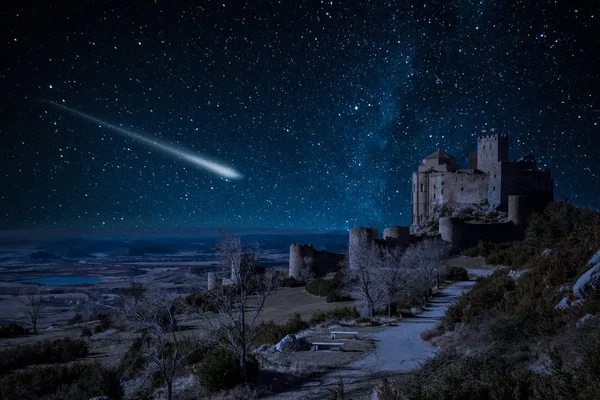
left=508, top=195, right=528, bottom=226
left=383, top=226, right=411, bottom=247
left=440, top=217, right=519, bottom=247
left=442, top=173, right=489, bottom=207
left=501, top=164, right=554, bottom=210
left=427, top=173, right=445, bottom=217
left=312, top=250, right=345, bottom=276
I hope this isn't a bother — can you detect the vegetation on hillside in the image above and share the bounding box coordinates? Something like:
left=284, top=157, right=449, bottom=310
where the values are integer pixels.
left=381, top=202, right=600, bottom=400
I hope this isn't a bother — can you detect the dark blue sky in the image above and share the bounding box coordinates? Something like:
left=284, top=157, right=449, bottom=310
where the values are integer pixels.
left=1, top=0, right=598, bottom=230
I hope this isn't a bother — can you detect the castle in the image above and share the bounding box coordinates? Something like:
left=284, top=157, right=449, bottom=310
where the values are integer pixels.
left=281, top=133, right=555, bottom=278
left=411, top=134, right=554, bottom=230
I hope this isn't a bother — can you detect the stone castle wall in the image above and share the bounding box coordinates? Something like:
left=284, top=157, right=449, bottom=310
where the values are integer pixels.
left=439, top=195, right=528, bottom=247
left=289, top=243, right=344, bottom=279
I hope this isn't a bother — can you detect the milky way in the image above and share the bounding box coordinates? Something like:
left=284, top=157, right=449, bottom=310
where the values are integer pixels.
left=1, top=1, right=598, bottom=230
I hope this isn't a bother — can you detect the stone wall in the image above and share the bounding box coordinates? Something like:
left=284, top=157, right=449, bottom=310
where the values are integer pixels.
left=289, top=243, right=344, bottom=279
left=439, top=217, right=523, bottom=247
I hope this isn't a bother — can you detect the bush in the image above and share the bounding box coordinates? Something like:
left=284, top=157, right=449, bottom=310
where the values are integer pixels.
left=192, top=348, right=259, bottom=393
left=280, top=276, right=304, bottom=287
left=0, top=361, right=122, bottom=400
left=95, top=313, right=111, bottom=331
left=254, top=312, right=309, bottom=346
left=305, top=273, right=350, bottom=302
left=0, top=323, right=27, bottom=338
left=444, top=266, right=469, bottom=281
left=117, top=337, right=147, bottom=380
left=307, top=307, right=359, bottom=326
left=80, top=327, right=93, bottom=337
left=0, top=337, right=88, bottom=374
left=378, top=350, right=534, bottom=400
left=185, top=292, right=219, bottom=313
left=67, top=313, right=84, bottom=325
left=444, top=270, right=515, bottom=328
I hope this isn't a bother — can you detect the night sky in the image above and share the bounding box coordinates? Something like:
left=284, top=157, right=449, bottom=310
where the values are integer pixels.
left=2, top=1, right=598, bottom=231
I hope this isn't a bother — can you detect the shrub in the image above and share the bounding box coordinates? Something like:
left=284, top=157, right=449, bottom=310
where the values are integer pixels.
left=0, top=361, right=122, bottom=400
left=0, top=323, right=27, bottom=338
left=307, top=307, right=359, bottom=326
left=192, top=348, right=259, bottom=393
left=378, top=350, right=534, bottom=400
left=254, top=312, right=309, bottom=346
left=444, top=269, right=515, bottom=328
left=95, top=313, right=111, bottom=331
left=185, top=292, right=219, bottom=313
left=280, top=276, right=304, bottom=287
left=444, top=266, right=469, bottom=281
left=0, top=337, right=88, bottom=374
left=117, top=337, right=147, bottom=380
left=67, top=313, right=84, bottom=325
left=305, top=273, right=349, bottom=302
left=80, top=327, right=93, bottom=337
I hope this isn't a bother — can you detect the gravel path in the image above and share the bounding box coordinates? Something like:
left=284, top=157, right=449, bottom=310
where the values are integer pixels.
left=265, top=279, right=479, bottom=400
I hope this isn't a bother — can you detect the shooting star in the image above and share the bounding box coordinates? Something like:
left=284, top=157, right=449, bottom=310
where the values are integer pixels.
left=45, top=101, right=243, bottom=180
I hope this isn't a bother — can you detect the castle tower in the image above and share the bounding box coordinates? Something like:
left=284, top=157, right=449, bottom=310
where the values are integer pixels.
left=477, top=134, right=508, bottom=175
left=348, top=227, right=378, bottom=271
left=289, top=244, right=315, bottom=279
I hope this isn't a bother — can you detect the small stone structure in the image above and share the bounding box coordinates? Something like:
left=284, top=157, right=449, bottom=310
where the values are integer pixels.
left=207, top=272, right=216, bottom=290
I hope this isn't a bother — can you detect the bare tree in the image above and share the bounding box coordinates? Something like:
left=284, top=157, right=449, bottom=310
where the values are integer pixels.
left=403, top=238, right=451, bottom=301
left=300, top=256, right=314, bottom=284
left=17, top=289, right=47, bottom=333
left=122, top=288, right=193, bottom=400
left=86, top=289, right=101, bottom=317
left=380, top=246, right=411, bottom=317
left=198, top=231, right=277, bottom=382
left=347, top=241, right=386, bottom=318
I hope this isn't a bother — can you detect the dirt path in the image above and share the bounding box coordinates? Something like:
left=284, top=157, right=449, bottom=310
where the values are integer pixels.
left=265, top=273, right=491, bottom=400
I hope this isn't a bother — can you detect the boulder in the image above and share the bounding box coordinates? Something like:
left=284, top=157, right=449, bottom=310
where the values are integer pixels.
left=555, top=297, right=569, bottom=310
left=542, top=249, right=552, bottom=257
left=274, top=334, right=310, bottom=353
left=573, top=250, right=600, bottom=298
left=576, top=314, right=595, bottom=327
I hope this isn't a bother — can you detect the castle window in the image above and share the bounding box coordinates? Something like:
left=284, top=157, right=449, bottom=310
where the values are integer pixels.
left=441, top=189, right=444, bottom=195
left=433, top=193, right=436, bottom=199
left=494, top=174, right=496, bottom=178
left=420, top=183, right=424, bottom=192
left=441, top=181, right=444, bottom=186
left=461, top=187, right=464, bottom=191
left=493, top=186, right=496, bottom=191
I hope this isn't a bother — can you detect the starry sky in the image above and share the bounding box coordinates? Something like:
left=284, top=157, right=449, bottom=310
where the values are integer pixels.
left=1, top=0, right=598, bottom=231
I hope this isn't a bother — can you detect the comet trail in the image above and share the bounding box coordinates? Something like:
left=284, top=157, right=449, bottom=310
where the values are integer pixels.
left=46, top=101, right=243, bottom=180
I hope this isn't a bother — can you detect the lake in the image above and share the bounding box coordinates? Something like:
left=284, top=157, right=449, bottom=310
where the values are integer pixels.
left=15, top=276, right=102, bottom=286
